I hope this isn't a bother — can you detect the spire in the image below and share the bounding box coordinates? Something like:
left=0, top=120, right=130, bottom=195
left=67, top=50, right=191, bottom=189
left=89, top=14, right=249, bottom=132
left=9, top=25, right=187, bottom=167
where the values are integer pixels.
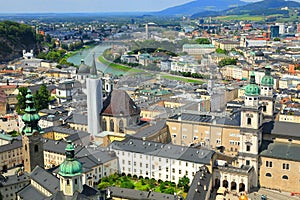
left=21, top=89, right=43, bottom=136
left=265, top=66, right=271, bottom=76
left=65, top=140, right=75, bottom=161
left=90, top=53, right=98, bottom=79
left=250, top=71, right=256, bottom=84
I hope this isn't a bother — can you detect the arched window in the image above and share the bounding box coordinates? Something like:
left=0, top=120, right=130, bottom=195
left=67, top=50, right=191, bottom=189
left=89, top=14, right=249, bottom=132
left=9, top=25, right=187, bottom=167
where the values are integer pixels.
left=282, top=175, right=288, bottom=180
left=34, top=145, right=38, bottom=152
left=265, top=173, right=272, bottom=177
left=110, top=119, right=114, bottom=132
left=263, top=105, right=267, bottom=112
left=247, top=118, right=251, bottom=125
left=119, top=120, right=124, bottom=133
left=102, top=119, right=107, bottom=131
left=67, top=179, right=70, bottom=185
left=25, top=145, right=27, bottom=151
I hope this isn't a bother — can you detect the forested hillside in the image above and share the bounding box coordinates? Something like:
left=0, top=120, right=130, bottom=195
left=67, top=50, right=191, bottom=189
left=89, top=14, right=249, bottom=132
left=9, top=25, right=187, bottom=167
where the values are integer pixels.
left=0, top=21, right=40, bottom=62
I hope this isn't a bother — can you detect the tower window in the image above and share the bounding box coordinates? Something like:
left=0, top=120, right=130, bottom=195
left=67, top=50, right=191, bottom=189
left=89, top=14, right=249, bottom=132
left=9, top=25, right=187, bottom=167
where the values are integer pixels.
left=75, top=178, right=77, bottom=185
left=263, top=106, right=267, bottom=112
left=247, top=118, right=251, bottom=125
left=265, top=173, right=272, bottom=177
left=25, top=145, right=27, bottom=151
left=246, top=145, right=251, bottom=152
left=67, top=179, right=70, bottom=185
left=34, top=145, right=38, bottom=152
left=110, top=119, right=114, bottom=132
left=282, top=175, right=288, bottom=180
left=119, top=120, right=124, bottom=133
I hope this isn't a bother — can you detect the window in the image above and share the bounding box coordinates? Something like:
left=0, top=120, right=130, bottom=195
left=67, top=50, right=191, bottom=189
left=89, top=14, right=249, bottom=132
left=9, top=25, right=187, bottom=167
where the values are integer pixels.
left=166, top=167, right=169, bottom=172
left=172, top=168, right=175, bottom=173
left=263, top=106, right=267, bottom=112
left=179, top=170, right=182, bottom=174
left=152, top=165, right=155, bottom=169
left=283, top=163, right=290, bottom=170
left=246, top=145, right=251, bottom=152
left=246, top=160, right=250, bottom=165
left=282, top=175, right=288, bottom=180
left=140, top=163, right=142, bottom=167
left=266, top=161, right=273, bottom=168
left=172, top=134, right=177, bottom=138
left=186, top=162, right=188, bottom=167
left=216, top=139, right=221, bottom=144
left=34, top=145, right=38, bottom=152
left=229, top=140, right=235, bottom=145
left=193, top=136, right=198, bottom=141
left=110, top=119, right=114, bottom=132
left=265, top=173, right=272, bottom=177
left=119, top=120, right=124, bottom=133
left=134, top=162, right=136, bottom=166
left=247, top=118, right=251, bottom=125
left=128, top=161, right=131, bottom=165
left=182, top=135, right=187, bottom=139
left=166, top=175, right=169, bottom=179
left=146, top=164, right=148, bottom=168
left=67, top=179, right=70, bottom=185
left=75, top=178, right=78, bottom=184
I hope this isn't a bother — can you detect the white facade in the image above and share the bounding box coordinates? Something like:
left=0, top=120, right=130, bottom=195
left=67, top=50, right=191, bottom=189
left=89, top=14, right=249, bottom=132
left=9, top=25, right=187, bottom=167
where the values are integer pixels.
left=86, top=77, right=103, bottom=136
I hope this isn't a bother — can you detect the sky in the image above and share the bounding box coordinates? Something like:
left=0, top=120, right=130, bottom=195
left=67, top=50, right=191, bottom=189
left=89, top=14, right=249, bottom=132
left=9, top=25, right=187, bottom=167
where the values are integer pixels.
left=0, top=0, right=297, bottom=13
left=0, top=0, right=195, bottom=13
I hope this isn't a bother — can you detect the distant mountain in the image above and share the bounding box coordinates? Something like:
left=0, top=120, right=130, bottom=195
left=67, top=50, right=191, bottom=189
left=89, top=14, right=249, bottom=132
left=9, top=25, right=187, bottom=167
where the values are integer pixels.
left=192, top=0, right=300, bottom=18
left=0, top=21, right=39, bottom=63
left=156, top=0, right=248, bottom=16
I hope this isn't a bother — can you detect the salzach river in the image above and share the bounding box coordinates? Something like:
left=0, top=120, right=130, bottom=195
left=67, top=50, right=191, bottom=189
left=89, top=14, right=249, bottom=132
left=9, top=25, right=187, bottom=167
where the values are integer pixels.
left=67, top=44, right=127, bottom=76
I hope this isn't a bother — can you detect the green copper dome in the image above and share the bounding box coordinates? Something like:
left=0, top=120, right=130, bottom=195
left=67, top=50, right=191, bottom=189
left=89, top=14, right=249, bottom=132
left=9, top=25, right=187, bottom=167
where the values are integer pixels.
left=21, top=89, right=43, bottom=136
left=261, top=66, right=274, bottom=86
left=59, top=141, right=82, bottom=177
left=244, top=72, right=260, bottom=96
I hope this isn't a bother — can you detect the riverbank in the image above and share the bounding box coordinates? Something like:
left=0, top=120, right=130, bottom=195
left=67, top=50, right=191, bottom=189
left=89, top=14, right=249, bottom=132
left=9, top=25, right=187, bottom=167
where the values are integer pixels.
left=98, top=55, right=144, bottom=73
left=64, top=43, right=98, bottom=63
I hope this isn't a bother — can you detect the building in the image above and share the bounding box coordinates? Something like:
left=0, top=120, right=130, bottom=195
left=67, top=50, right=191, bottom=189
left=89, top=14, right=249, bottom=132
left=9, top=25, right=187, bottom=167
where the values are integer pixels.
left=101, top=89, right=140, bottom=134
left=182, top=44, right=215, bottom=56
left=86, top=54, right=103, bottom=137
left=21, top=89, right=45, bottom=173
left=270, top=25, right=280, bottom=38
left=109, top=138, right=215, bottom=185
left=260, top=142, right=300, bottom=193
left=0, top=139, right=23, bottom=172
left=0, top=173, right=30, bottom=200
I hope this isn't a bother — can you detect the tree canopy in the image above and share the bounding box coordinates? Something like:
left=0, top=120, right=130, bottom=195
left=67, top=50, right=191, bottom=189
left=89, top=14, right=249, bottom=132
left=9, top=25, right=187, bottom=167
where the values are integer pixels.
left=178, top=176, right=190, bottom=192
left=33, top=84, right=50, bottom=111
left=218, top=58, right=237, bottom=67
left=16, top=87, right=28, bottom=114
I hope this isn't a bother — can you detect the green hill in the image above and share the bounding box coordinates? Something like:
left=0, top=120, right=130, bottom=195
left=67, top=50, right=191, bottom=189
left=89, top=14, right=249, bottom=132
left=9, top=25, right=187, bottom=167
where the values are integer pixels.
left=192, top=0, right=300, bottom=18
left=0, top=21, right=40, bottom=63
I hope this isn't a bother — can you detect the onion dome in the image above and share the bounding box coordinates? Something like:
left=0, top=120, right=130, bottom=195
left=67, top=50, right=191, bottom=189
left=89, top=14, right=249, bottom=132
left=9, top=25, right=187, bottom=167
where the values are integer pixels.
left=261, top=66, right=274, bottom=86
left=78, top=59, right=90, bottom=74
left=21, top=89, right=43, bottom=136
left=244, top=72, right=260, bottom=96
left=59, top=141, right=82, bottom=177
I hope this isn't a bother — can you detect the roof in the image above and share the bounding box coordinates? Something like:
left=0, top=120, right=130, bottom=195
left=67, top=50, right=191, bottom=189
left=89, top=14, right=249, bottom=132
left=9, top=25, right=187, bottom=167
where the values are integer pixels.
left=0, top=173, right=29, bottom=187
left=183, top=44, right=215, bottom=49
left=260, top=142, right=300, bottom=162
left=43, top=139, right=83, bottom=155
left=132, top=121, right=167, bottom=139
left=17, top=184, right=47, bottom=200
left=76, top=147, right=117, bottom=165
left=30, top=166, right=59, bottom=194
left=186, top=167, right=212, bottom=200
left=101, top=89, right=140, bottom=117
left=65, top=113, right=88, bottom=125
left=0, top=139, right=22, bottom=152
left=262, top=121, right=300, bottom=139
left=110, top=138, right=214, bottom=165
left=78, top=60, right=90, bottom=74
left=107, top=186, right=179, bottom=200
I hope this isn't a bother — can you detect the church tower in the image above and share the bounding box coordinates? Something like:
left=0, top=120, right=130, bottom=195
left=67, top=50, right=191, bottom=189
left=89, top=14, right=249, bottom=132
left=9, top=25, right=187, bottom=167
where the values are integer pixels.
left=21, top=89, right=44, bottom=173
left=86, top=53, right=103, bottom=138
left=59, top=141, right=83, bottom=196
left=238, top=72, right=263, bottom=187
left=260, top=66, right=274, bottom=118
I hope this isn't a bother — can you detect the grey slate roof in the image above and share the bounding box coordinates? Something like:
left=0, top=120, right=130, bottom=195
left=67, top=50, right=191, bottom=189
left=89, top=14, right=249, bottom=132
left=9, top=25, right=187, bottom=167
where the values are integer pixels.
left=30, top=166, right=59, bottom=194
left=76, top=147, right=117, bottom=164
left=17, top=184, right=47, bottom=200
left=260, top=142, right=300, bottom=162
left=0, top=173, right=29, bottom=187
left=43, top=139, right=84, bottom=155
left=132, top=121, right=167, bottom=139
left=107, top=186, right=179, bottom=200
left=46, top=185, right=99, bottom=200
left=262, top=121, right=300, bottom=138
left=186, top=167, right=212, bottom=200
left=43, top=126, right=88, bottom=136
left=65, top=113, right=88, bottom=125
left=110, top=138, right=214, bottom=165
left=0, top=139, right=22, bottom=152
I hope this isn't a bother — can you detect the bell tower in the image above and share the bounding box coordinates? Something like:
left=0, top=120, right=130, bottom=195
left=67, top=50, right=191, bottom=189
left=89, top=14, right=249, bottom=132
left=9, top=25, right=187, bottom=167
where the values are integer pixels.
left=59, top=141, right=83, bottom=196
left=238, top=72, right=263, bottom=187
left=260, top=66, right=275, bottom=118
left=21, top=89, right=44, bottom=173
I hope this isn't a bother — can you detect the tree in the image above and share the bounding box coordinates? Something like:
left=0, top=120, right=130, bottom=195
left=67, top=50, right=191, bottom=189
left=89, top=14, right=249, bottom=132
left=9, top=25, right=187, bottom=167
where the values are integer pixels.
left=274, top=37, right=281, bottom=41
left=218, top=58, right=237, bottom=67
left=33, top=84, right=50, bottom=111
left=195, top=38, right=211, bottom=44
left=178, top=176, right=190, bottom=192
left=98, top=182, right=111, bottom=190
left=16, top=87, right=28, bottom=114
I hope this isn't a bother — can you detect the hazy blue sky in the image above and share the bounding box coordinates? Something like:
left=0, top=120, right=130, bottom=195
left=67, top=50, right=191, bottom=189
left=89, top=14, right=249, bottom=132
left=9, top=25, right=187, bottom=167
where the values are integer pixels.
left=0, top=0, right=269, bottom=13
left=0, top=0, right=195, bottom=13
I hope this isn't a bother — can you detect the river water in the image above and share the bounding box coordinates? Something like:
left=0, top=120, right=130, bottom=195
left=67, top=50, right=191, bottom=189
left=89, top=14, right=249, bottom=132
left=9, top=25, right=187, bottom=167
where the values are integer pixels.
left=67, top=44, right=127, bottom=76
